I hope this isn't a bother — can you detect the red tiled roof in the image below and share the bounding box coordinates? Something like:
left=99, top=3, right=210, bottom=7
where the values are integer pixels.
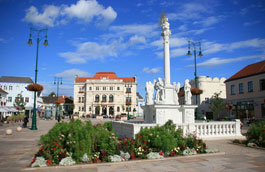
left=225, top=60, right=265, bottom=82
left=75, top=72, right=135, bottom=83
left=0, top=88, right=8, bottom=94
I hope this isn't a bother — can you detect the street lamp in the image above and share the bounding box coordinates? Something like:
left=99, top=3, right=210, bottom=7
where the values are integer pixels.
left=27, top=27, right=48, bottom=130
left=125, top=82, right=132, bottom=120
left=54, top=77, right=62, bottom=120
left=187, top=40, right=203, bottom=119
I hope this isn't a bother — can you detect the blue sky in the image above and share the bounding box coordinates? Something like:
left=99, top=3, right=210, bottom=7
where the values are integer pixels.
left=1, top=0, right=265, bottom=97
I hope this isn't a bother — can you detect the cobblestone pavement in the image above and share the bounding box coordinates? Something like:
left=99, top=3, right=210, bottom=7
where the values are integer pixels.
left=0, top=118, right=265, bottom=172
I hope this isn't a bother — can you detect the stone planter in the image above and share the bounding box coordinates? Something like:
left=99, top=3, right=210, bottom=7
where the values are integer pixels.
left=16, top=126, right=22, bottom=132
left=6, top=129, right=12, bottom=135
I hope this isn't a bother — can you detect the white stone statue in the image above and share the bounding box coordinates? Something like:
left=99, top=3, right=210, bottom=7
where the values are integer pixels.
left=154, top=78, right=165, bottom=104
left=184, top=79, right=192, bottom=105
left=161, top=16, right=171, bottom=38
left=145, top=81, right=154, bottom=105
left=173, top=82, right=180, bottom=105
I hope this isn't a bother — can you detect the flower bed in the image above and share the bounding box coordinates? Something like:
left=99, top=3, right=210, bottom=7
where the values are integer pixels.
left=31, top=120, right=216, bottom=167
left=232, top=121, right=265, bottom=149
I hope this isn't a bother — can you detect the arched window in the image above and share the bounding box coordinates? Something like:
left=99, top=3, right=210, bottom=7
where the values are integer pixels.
left=109, top=94, right=114, bottom=102
left=102, top=95, right=107, bottom=102
left=95, top=95, right=99, bottom=102
left=117, top=106, right=120, bottom=112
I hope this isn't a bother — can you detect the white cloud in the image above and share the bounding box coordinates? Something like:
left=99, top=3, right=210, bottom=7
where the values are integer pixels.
left=109, top=24, right=158, bottom=38
left=0, top=37, right=6, bottom=43
left=187, top=55, right=263, bottom=68
left=59, top=41, right=119, bottom=64
left=23, top=5, right=60, bottom=27
left=143, top=67, right=161, bottom=74
left=23, top=0, right=117, bottom=27
left=151, top=37, right=187, bottom=49
left=178, top=24, right=187, bottom=31
left=193, top=16, right=223, bottom=27
left=171, top=47, right=187, bottom=57
left=244, top=20, right=260, bottom=26
left=62, top=0, right=117, bottom=26
left=129, top=35, right=146, bottom=44
left=41, top=82, right=74, bottom=97
left=55, top=69, right=91, bottom=81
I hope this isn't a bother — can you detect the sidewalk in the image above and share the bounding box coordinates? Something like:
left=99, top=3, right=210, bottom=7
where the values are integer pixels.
left=1, top=118, right=265, bottom=172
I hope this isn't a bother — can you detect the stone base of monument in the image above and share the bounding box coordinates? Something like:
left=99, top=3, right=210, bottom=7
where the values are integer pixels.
left=143, top=104, right=197, bottom=125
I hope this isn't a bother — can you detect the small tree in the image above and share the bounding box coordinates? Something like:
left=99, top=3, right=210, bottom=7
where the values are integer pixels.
left=13, top=92, right=27, bottom=110
left=209, top=92, right=226, bottom=119
left=48, top=92, right=56, bottom=97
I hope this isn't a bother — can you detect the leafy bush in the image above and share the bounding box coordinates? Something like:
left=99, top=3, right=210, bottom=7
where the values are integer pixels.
left=246, top=121, right=265, bottom=147
left=103, top=122, right=113, bottom=131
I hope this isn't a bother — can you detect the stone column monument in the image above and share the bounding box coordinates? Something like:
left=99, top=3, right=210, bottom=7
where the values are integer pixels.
left=143, top=16, right=197, bottom=125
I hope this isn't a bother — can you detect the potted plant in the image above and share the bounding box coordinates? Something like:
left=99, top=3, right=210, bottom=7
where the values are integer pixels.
left=27, top=83, right=44, bottom=92
left=191, top=88, right=203, bottom=95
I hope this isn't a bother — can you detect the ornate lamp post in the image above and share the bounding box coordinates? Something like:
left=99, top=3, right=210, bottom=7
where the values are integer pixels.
left=125, top=82, right=132, bottom=120
left=187, top=40, right=203, bottom=119
left=27, top=27, right=48, bottom=130
left=54, top=77, right=62, bottom=120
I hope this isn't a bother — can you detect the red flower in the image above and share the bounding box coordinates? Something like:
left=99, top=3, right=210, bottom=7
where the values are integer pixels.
left=137, top=135, right=142, bottom=139
left=144, top=140, right=147, bottom=143
left=55, top=143, right=58, bottom=146
left=159, top=152, right=164, bottom=156
left=263, top=129, right=265, bottom=132
left=59, top=151, right=61, bottom=154
left=46, top=159, right=51, bottom=165
left=50, top=142, right=53, bottom=145
left=59, top=146, right=63, bottom=149
left=40, top=146, right=44, bottom=151
left=32, top=157, right=36, bottom=163
left=53, top=147, right=56, bottom=151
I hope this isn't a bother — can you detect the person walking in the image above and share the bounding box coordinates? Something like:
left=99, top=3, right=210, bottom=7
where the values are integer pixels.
left=57, top=114, right=61, bottom=122
left=23, top=115, right=29, bottom=128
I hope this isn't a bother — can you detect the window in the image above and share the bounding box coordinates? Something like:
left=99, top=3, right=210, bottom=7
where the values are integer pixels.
left=126, top=87, right=131, bottom=93
left=9, top=86, right=12, bottom=90
left=109, top=95, right=114, bottom=102
left=81, top=97, right=85, bottom=103
left=102, top=95, right=107, bottom=102
left=78, top=97, right=81, bottom=103
left=82, top=106, right=85, bottom=111
left=4, top=86, right=7, bottom=90
left=8, top=97, right=12, bottom=102
left=239, top=83, right=244, bottom=94
left=96, top=87, right=99, bottom=90
left=89, top=87, right=92, bottom=90
left=117, top=106, right=120, bottom=112
left=126, top=97, right=132, bottom=102
left=95, top=95, right=99, bottom=102
left=117, top=87, right=120, bottom=90
left=110, top=87, right=113, bottom=90
left=103, top=87, right=106, bottom=90
left=89, top=107, right=91, bottom=111
left=25, top=97, right=29, bottom=103
left=231, top=85, right=235, bottom=95
left=260, top=79, right=265, bottom=91
left=0, top=85, right=2, bottom=88
left=126, top=107, right=131, bottom=112
left=248, top=81, right=253, bottom=92
left=79, top=106, right=81, bottom=111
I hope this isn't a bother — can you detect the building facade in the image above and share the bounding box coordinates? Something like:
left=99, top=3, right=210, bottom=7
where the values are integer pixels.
left=0, top=76, right=36, bottom=116
left=0, top=88, right=8, bottom=119
left=225, top=60, right=265, bottom=120
left=179, top=76, right=226, bottom=119
left=74, top=72, right=137, bottom=117
left=136, top=92, right=144, bottom=117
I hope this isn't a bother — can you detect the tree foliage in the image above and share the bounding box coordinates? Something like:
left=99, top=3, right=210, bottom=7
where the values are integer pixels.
left=48, top=92, right=56, bottom=97
left=209, top=92, right=226, bottom=119
left=13, top=92, right=27, bottom=109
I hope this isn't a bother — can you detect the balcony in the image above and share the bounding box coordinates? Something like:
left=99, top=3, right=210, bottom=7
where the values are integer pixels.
left=95, top=100, right=100, bottom=103
left=78, top=91, right=84, bottom=94
left=126, top=101, right=132, bottom=105
left=101, top=100, right=107, bottom=103
left=125, top=91, right=131, bottom=94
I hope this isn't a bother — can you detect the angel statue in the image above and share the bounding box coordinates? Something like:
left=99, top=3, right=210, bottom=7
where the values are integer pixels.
left=173, top=82, right=181, bottom=105
left=184, top=79, right=192, bottom=105
left=145, top=81, right=154, bottom=105
left=154, top=78, right=165, bottom=104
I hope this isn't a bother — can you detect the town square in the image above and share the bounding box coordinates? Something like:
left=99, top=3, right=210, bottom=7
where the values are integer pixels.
left=0, top=0, right=265, bottom=171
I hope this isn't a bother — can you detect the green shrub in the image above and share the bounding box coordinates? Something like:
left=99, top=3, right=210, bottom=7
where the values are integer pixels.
left=103, top=121, right=113, bottom=131
left=246, top=121, right=265, bottom=147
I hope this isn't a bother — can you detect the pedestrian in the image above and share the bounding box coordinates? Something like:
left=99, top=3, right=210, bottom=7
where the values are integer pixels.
left=23, top=115, right=29, bottom=128
left=57, top=114, right=61, bottom=122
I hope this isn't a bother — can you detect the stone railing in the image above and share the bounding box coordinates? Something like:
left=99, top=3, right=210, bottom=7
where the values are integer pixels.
left=112, top=119, right=242, bottom=139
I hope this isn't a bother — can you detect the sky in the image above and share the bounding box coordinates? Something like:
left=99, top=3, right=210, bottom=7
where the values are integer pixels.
left=0, top=0, right=265, bottom=97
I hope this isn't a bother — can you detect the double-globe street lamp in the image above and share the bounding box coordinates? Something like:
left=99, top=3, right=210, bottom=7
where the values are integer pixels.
left=54, top=77, right=62, bottom=120
left=27, top=27, right=48, bottom=130
left=187, top=40, right=203, bottom=119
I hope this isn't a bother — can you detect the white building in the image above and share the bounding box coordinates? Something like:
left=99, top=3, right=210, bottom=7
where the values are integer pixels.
left=136, top=92, right=144, bottom=117
left=0, top=88, right=8, bottom=119
left=190, top=76, right=226, bottom=119
left=74, top=72, right=137, bottom=117
left=0, top=76, right=37, bottom=116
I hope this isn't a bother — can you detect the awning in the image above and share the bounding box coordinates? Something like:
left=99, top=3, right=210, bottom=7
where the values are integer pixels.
left=0, top=107, right=8, bottom=112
